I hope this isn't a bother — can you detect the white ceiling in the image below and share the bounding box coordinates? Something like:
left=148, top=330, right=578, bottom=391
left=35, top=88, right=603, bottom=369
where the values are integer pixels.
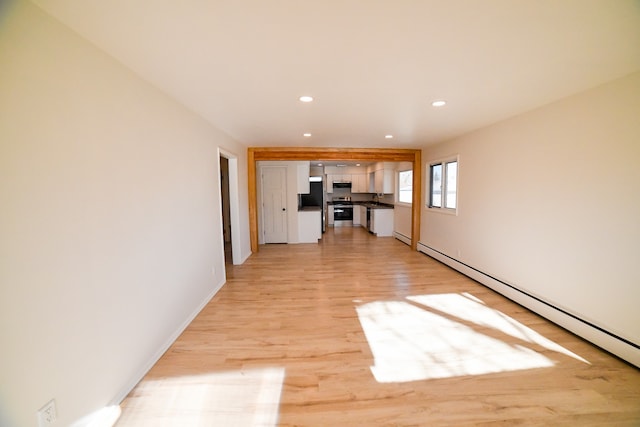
left=32, top=0, right=640, bottom=148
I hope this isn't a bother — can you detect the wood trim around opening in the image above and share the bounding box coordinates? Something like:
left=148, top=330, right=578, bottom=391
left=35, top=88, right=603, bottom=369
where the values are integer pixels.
left=248, top=147, right=422, bottom=253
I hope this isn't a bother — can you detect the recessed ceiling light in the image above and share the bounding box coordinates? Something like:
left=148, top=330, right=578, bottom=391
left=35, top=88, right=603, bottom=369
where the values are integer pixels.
left=303, top=133, right=312, bottom=137
left=385, top=134, right=394, bottom=139
left=356, top=164, right=361, bottom=166
left=432, top=100, right=447, bottom=107
left=299, top=96, right=313, bottom=103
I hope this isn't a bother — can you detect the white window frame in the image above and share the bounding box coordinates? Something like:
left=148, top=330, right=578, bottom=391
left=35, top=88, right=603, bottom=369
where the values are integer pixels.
left=426, top=155, right=459, bottom=215
left=396, top=169, right=413, bottom=206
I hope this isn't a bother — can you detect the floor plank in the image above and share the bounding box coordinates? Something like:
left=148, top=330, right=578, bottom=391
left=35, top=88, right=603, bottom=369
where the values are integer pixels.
left=117, top=227, right=640, bottom=426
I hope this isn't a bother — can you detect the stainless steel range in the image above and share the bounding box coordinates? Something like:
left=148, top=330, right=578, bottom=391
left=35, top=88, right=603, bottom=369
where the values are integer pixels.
left=332, top=196, right=353, bottom=227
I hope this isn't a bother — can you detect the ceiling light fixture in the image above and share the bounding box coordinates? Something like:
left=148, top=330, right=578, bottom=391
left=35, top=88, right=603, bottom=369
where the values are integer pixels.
left=385, top=135, right=394, bottom=139
left=299, top=96, right=313, bottom=103
left=303, top=133, right=312, bottom=137
left=432, top=100, right=447, bottom=107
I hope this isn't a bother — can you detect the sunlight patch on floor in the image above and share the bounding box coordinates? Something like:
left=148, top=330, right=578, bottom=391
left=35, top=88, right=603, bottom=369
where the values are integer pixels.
left=408, top=292, right=590, bottom=364
left=355, top=293, right=589, bottom=383
left=116, top=367, right=285, bottom=427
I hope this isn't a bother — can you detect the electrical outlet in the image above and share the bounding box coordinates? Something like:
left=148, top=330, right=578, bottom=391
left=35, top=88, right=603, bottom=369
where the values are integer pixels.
left=37, top=399, right=57, bottom=427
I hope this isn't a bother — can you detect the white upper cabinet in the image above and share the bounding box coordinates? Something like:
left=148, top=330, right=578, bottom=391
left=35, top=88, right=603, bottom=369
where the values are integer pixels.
left=352, top=173, right=369, bottom=193
left=325, top=164, right=396, bottom=194
left=332, top=174, right=352, bottom=183
left=296, top=162, right=310, bottom=194
left=326, top=174, right=334, bottom=193
left=373, top=167, right=394, bottom=194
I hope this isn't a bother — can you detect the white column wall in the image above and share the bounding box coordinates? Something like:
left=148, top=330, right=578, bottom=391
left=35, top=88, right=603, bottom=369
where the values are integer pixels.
left=0, top=2, right=250, bottom=426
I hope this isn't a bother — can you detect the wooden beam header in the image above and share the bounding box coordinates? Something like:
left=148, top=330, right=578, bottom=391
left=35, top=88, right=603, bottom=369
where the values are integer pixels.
left=249, top=147, right=418, bottom=162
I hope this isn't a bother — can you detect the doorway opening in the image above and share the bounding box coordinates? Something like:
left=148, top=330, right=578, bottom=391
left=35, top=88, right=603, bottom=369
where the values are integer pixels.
left=247, top=147, right=422, bottom=253
left=220, top=156, right=232, bottom=263
left=218, top=149, right=242, bottom=266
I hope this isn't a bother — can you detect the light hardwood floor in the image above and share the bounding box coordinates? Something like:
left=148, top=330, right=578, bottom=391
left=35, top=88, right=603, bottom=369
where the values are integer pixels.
left=117, top=227, right=640, bottom=426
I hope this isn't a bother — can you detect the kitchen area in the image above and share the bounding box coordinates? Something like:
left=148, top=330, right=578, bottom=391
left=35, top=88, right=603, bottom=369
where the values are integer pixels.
left=297, top=162, right=402, bottom=241
left=256, top=159, right=413, bottom=245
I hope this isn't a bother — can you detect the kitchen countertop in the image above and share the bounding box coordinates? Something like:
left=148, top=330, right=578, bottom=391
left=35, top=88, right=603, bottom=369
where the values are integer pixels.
left=326, top=201, right=394, bottom=209
left=298, top=206, right=322, bottom=212
left=359, top=202, right=394, bottom=209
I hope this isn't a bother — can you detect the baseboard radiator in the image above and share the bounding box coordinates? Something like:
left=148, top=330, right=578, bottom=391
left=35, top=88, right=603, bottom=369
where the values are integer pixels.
left=393, top=231, right=411, bottom=246
left=417, top=242, right=640, bottom=368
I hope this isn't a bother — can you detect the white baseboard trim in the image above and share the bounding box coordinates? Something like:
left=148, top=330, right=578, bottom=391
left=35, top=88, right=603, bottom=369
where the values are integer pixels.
left=110, top=277, right=227, bottom=406
left=417, top=242, right=640, bottom=368
left=393, top=232, right=411, bottom=246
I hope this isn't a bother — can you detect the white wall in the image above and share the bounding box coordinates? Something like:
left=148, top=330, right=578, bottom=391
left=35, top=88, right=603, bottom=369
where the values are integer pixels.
left=421, top=72, right=640, bottom=357
left=393, top=162, right=412, bottom=242
left=393, top=205, right=412, bottom=241
left=0, top=2, right=250, bottom=426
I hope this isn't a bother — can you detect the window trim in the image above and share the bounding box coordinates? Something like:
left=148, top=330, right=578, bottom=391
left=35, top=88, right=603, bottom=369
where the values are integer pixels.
left=396, top=169, right=413, bottom=206
left=426, top=155, right=459, bottom=215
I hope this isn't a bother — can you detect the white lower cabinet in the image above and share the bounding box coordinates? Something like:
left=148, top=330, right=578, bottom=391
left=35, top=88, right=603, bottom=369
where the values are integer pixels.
left=353, top=205, right=361, bottom=226
left=371, top=209, right=394, bottom=236
left=298, top=210, right=321, bottom=242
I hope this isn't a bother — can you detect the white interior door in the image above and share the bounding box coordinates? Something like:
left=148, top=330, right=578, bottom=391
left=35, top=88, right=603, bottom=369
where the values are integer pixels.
left=262, top=167, right=288, bottom=243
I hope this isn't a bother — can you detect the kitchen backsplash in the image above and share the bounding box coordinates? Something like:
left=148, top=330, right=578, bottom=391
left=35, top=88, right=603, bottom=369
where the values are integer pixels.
left=329, top=187, right=394, bottom=204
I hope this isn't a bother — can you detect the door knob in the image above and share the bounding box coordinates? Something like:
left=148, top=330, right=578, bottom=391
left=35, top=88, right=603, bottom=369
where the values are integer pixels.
left=282, top=208, right=286, bottom=211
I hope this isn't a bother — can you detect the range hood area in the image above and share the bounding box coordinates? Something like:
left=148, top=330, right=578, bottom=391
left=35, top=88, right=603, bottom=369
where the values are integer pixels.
left=333, top=182, right=351, bottom=189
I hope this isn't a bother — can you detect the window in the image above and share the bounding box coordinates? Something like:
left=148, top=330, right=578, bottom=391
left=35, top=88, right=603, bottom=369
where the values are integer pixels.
left=428, top=158, right=458, bottom=211
left=398, top=170, right=413, bottom=204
